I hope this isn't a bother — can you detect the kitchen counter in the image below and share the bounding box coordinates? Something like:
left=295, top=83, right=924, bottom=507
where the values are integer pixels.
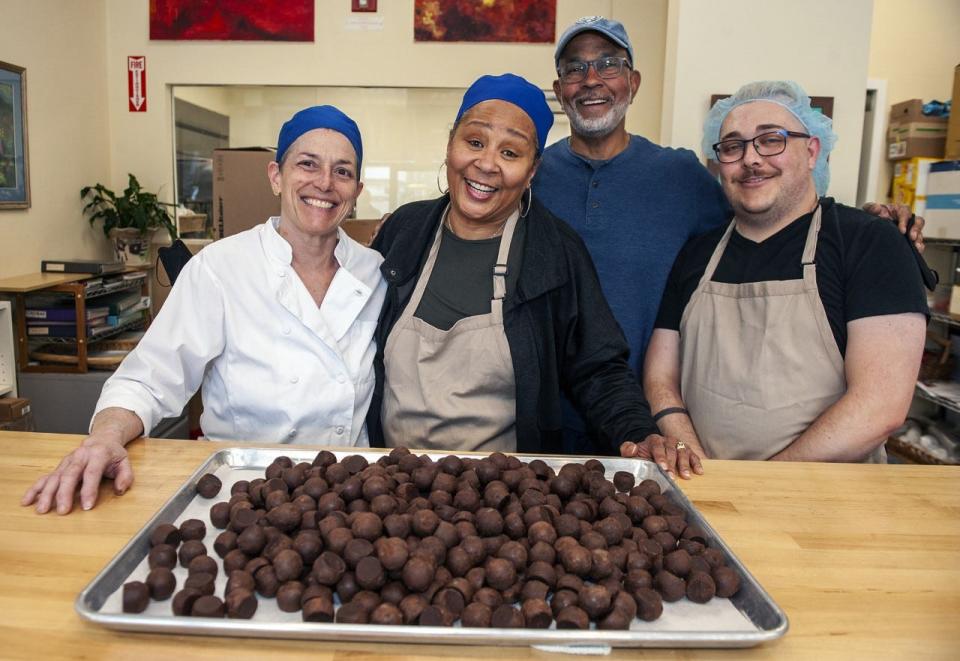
left=3, top=432, right=958, bottom=659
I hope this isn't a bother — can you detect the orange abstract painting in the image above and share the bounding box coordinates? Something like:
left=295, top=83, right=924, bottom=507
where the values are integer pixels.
left=415, top=0, right=556, bottom=43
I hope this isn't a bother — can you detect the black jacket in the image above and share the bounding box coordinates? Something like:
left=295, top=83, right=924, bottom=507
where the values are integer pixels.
left=367, top=194, right=659, bottom=454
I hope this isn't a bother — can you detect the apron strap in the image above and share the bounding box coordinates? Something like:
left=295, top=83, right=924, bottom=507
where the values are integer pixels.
left=492, top=209, right=521, bottom=301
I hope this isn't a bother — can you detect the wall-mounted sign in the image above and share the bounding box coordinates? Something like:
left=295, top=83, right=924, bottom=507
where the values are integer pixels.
left=128, top=56, right=146, bottom=112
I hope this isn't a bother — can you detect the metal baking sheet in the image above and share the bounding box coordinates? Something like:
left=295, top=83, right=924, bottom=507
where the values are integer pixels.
left=76, top=448, right=788, bottom=648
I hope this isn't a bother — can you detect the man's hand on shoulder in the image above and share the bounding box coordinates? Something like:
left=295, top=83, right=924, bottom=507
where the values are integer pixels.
left=862, top=202, right=925, bottom=253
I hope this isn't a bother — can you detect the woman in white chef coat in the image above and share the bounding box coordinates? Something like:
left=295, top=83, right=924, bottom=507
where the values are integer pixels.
left=23, top=105, right=386, bottom=515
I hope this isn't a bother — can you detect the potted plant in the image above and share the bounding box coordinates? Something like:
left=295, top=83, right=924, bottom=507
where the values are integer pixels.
left=81, top=174, right=178, bottom=265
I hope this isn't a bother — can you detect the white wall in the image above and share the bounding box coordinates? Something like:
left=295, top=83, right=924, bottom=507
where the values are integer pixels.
left=661, top=0, right=874, bottom=205
left=868, top=0, right=960, bottom=201
left=0, top=0, right=113, bottom=279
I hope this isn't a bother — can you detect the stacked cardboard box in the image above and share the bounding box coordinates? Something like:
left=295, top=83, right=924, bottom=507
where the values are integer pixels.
left=925, top=160, right=960, bottom=240
left=946, top=64, right=960, bottom=160
left=892, top=157, right=940, bottom=214
left=886, top=99, right=948, bottom=161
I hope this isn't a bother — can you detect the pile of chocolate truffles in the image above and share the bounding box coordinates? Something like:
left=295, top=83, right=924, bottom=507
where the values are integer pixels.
left=123, top=448, right=741, bottom=628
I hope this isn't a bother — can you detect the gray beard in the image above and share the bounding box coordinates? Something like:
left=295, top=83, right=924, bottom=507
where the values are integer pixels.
left=562, top=97, right=630, bottom=139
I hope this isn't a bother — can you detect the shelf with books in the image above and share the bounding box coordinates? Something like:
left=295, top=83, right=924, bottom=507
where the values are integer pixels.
left=0, top=268, right=151, bottom=374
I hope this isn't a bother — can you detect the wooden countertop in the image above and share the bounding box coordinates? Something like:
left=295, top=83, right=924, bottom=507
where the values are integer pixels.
left=3, top=432, right=958, bottom=659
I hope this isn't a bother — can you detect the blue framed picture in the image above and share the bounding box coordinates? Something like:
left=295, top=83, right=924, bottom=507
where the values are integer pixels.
left=0, top=61, right=30, bottom=209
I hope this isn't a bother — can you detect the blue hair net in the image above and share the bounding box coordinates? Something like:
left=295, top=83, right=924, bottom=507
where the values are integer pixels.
left=456, top=74, right=554, bottom=155
left=276, top=105, right=363, bottom=174
left=701, top=81, right=837, bottom=195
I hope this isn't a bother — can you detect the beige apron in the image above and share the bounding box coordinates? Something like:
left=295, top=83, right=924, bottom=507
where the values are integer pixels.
left=381, top=208, right=519, bottom=453
left=679, top=206, right=885, bottom=462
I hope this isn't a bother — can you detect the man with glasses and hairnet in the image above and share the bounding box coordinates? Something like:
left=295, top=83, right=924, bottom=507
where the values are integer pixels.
left=633, top=80, right=928, bottom=469
left=532, top=16, right=925, bottom=468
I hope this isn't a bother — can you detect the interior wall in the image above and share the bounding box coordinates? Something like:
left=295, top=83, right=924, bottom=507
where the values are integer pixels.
left=868, top=0, right=960, bottom=201
left=661, top=0, right=874, bottom=205
left=0, top=0, right=112, bottom=279
left=103, top=0, right=668, bottom=221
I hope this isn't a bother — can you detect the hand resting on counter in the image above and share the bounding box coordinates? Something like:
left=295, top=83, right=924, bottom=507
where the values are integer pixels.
left=619, top=433, right=704, bottom=481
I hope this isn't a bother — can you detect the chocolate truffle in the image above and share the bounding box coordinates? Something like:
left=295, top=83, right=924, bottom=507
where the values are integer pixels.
left=196, top=473, right=222, bottom=499
left=521, top=598, right=553, bottom=629
left=664, top=549, right=692, bottom=577
left=177, top=540, right=207, bottom=568
left=399, top=594, right=429, bottom=625
left=599, top=591, right=637, bottom=630
left=184, top=572, right=216, bottom=596
left=432, top=587, right=466, bottom=618
left=483, top=558, right=516, bottom=591
left=356, top=556, right=386, bottom=591
left=148, top=543, right=177, bottom=570
left=555, top=605, right=590, bottom=629
left=578, top=584, right=613, bottom=619
left=149, top=523, right=181, bottom=548
left=686, top=571, right=716, bottom=603
left=613, top=471, right=636, bottom=493
left=654, top=570, right=686, bottom=602
left=254, top=565, right=280, bottom=598
left=191, top=595, right=225, bottom=617
left=418, top=604, right=455, bottom=627
left=277, top=581, right=305, bottom=612
left=496, top=541, right=528, bottom=572
left=632, top=586, right=664, bottom=621
left=302, top=595, right=335, bottom=622
left=222, top=549, right=250, bottom=574
left=225, top=569, right=256, bottom=595
left=490, top=604, right=524, bottom=628
left=179, top=518, right=206, bottom=542
left=225, top=588, right=258, bottom=619
left=375, top=537, right=409, bottom=572
left=712, top=565, right=742, bottom=598
left=274, top=548, right=305, bottom=583
left=122, top=581, right=149, bottom=613
left=559, top=544, right=592, bottom=577
left=209, top=502, right=231, bottom=529
left=401, top=557, right=435, bottom=593
left=370, top=602, right=404, bottom=625
left=213, top=530, right=238, bottom=558
left=188, top=554, right=219, bottom=578
left=171, top=587, right=202, bottom=616
left=460, top=601, right=492, bottom=627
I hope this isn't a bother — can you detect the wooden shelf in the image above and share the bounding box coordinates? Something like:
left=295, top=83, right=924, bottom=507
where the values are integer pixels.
left=915, top=381, right=960, bottom=414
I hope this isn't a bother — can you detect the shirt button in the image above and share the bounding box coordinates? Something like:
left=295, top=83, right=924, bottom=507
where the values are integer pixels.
left=591, top=201, right=600, bottom=208
left=288, top=429, right=297, bottom=437
left=592, top=181, right=599, bottom=187
left=282, top=327, right=291, bottom=335
left=354, top=289, right=364, bottom=297
left=277, top=270, right=286, bottom=277
left=337, top=374, right=346, bottom=384
left=290, top=376, right=299, bottom=383
left=335, top=426, right=345, bottom=435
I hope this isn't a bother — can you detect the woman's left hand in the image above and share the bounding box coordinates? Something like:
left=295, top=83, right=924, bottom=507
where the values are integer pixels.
left=620, top=434, right=703, bottom=480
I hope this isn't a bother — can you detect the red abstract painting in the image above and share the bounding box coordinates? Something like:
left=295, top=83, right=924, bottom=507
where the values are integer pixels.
left=415, top=0, right=556, bottom=43
left=150, top=0, right=314, bottom=41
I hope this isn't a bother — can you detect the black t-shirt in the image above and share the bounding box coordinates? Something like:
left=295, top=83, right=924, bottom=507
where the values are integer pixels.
left=414, top=220, right=526, bottom=331
left=654, top=198, right=929, bottom=357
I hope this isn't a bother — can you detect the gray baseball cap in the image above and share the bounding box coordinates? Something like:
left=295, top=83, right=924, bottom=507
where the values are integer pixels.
left=554, top=16, right=634, bottom=67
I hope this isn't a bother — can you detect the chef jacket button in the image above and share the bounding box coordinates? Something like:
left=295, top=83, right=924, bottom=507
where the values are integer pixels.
left=337, top=374, right=346, bottom=384
left=290, top=376, right=299, bottom=383
left=591, top=201, right=600, bottom=209
left=282, top=327, right=291, bottom=335
left=335, top=426, right=345, bottom=435
left=354, top=289, right=363, bottom=297
left=288, top=429, right=297, bottom=437
left=278, top=270, right=286, bottom=277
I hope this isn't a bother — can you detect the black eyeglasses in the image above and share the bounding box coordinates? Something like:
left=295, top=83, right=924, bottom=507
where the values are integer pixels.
left=712, top=129, right=811, bottom=163
left=557, top=57, right=631, bottom=84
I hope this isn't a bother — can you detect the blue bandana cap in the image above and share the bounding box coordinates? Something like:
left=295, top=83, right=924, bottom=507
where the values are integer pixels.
left=455, top=73, right=554, bottom=155
left=275, top=105, right=363, bottom=174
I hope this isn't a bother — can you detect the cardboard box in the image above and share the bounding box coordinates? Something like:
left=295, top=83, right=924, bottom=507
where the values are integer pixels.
left=342, top=219, right=381, bottom=246
left=212, top=148, right=280, bottom=239
left=0, top=397, right=31, bottom=422
left=887, top=99, right=948, bottom=161
left=946, top=64, right=960, bottom=160
left=924, top=160, right=960, bottom=239
left=177, top=211, right=207, bottom=236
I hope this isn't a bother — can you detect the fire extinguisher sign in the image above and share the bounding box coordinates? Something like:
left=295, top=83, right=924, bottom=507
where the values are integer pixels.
left=128, top=56, right=146, bottom=112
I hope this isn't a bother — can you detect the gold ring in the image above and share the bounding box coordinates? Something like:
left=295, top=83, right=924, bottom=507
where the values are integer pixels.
left=675, top=441, right=686, bottom=451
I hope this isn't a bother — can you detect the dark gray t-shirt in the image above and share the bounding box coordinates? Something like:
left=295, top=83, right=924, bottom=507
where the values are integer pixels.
left=414, top=220, right=526, bottom=331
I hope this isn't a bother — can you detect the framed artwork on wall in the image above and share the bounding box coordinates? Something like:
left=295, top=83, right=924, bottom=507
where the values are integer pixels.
left=149, top=0, right=314, bottom=41
left=0, top=60, right=29, bottom=210
left=414, top=0, right=555, bottom=43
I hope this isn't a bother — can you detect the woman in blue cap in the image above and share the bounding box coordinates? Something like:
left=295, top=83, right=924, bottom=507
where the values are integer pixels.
left=24, top=106, right=386, bottom=515
left=370, top=73, right=673, bottom=463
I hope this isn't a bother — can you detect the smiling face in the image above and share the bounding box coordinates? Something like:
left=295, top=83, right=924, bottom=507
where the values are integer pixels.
left=553, top=32, right=640, bottom=139
left=445, top=100, right=539, bottom=230
left=267, top=128, right=363, bottom=242
left=717, top=101, right=819, bottom=228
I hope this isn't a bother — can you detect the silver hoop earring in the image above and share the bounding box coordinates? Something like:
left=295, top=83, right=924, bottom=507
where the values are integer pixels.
left=437, top=161, right=449, bottom=195
left=519, top=186, right=532, bottom=218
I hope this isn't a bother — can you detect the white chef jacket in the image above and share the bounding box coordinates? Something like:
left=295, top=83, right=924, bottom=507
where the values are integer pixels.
left=94, top=218, right=386, bottom=446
